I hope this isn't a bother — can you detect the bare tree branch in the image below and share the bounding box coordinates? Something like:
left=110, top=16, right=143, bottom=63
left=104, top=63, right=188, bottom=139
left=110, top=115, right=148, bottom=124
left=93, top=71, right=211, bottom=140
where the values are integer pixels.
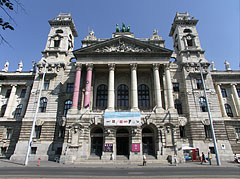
left=0, top=33, right=13, bottom=48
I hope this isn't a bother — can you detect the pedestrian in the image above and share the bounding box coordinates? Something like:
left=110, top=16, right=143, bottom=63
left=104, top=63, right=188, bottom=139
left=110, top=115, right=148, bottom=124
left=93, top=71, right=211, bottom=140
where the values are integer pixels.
left=174, top=154, right=178, bottom=166
left=208, top=152, right=212, bottom=165
left=201, top=152, right=205, bottom=164
left=143, top=154, right=147, bottom=166
left=234, top=153, right=238, bottom=163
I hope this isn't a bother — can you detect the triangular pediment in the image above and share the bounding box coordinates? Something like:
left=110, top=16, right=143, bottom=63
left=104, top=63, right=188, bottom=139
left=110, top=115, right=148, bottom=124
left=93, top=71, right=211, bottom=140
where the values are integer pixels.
left=73, top=36, right=172, bottom=57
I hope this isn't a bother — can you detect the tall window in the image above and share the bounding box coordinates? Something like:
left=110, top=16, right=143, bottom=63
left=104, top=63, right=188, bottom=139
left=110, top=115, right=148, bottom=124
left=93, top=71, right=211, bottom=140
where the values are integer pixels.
left=186, top=36, right=193, bottom=46
left=138, top=84, right=150, bottom=109
left=96, top=84, right=108, bottom=109
left=63, top=100, right=72, bottom=116
left=174, top=99, right=183, bottom=114
left=39, top=97, right=47, bottom=112
left=66, top=83, right=74, bottom=93
left=35, top=126, right=42, bottom=139
left=117, top=84, right=129, bottom=109
left=14, top=104, right=23, bottom=118
left=0, top=104, right=7, bottom=117
left=44, top=80, right=50, bottom=90
left=173, top=83, right=179, bottom=92
left=196, top=79, right=203, bottom=90
left=5, top=89, right=11, bottom=98
left=54, top=40, right=60, bottom=47
left=224, top=104, right=233, bottom=117
left=20, top=89, right=26, bottom=98
left=199, top=97, right=207, bottom=112
left=237, top=88, right=240, bottom=98
left=179, top=126, right=186, bottom=138
left=221, top=88, right=227, bottom=97
left=235, top=128, right=240, bottom=139
left=204, top=125, right=212, bottom=138
left=6, top=128, right=13, bottom=139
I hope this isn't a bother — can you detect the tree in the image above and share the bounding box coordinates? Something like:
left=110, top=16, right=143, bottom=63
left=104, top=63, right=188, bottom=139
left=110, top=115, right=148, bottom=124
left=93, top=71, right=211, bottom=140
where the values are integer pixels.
left=0, top=0, right=25, bottom=46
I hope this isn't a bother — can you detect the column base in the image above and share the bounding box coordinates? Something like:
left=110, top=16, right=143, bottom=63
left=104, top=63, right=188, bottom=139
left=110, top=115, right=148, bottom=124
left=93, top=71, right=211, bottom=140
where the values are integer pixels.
left=68, top=107, right=79, bottom=114
left=105, top=108, right=115, bottom=112
left=130, top=108, right=139, bottom=112
left=155, top=107, right=165, bottom=113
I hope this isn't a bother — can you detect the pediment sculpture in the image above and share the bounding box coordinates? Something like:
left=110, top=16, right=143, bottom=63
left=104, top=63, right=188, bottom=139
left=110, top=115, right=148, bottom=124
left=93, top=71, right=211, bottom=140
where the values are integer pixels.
left=95, top=41, right=152, bottom=53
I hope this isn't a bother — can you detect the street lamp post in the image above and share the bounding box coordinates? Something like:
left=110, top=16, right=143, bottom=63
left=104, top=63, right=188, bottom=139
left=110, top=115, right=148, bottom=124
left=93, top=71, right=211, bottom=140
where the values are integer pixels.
left=198, top=59, right=221, bottom=166
left=24, top=60, right=47, bottom=166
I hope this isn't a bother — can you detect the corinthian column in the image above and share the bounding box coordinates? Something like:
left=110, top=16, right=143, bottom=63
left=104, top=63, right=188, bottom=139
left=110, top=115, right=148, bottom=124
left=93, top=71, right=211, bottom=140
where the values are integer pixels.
left=153, top=64, right=163, bottom=112
left=72, top=64, right=82, bottom=109
left=130, top=63, right=139, bottom=111
left=107, top=63, right=115, bottom=111
left=216, top=83, right=227, bottom=117
left=231, top=84, right=240, bottom=116
left=83, top=64, right=93, bottom=109
left=165, top=64, right=174, bottom=109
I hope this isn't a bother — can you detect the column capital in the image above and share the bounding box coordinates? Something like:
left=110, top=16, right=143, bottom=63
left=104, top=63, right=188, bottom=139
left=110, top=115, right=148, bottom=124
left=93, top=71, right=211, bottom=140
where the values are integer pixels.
left=108, top=63, right=115, bottom=71
left=130, top=63, right=137, bottom=70
left=164, top=63, right=171, bottom=70
left=75, top=63, right=82, bottom=70
left=153, top=63, right=160, bottom=70
left=86, top=63, right=93, bottom=71
left=230, top=83, right=237, bottom=86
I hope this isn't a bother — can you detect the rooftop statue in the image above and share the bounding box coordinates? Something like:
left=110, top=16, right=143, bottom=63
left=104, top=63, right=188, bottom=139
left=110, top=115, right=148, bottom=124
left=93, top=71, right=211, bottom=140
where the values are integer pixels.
left=224, top=60, right=231, bottom=71
left=210, top=61, right=216, bottom=71
left=116, top=24, right=120, bottom=32
left=121, top=23, right=126, bottom=32
left=16, top=60, right=23, bottom=72
left=126, top=25, right=130, bottom=32
left=2, top=61, right=9, bottom=72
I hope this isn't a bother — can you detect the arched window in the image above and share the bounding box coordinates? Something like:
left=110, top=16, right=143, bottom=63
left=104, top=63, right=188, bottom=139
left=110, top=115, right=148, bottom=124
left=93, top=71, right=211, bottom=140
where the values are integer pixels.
left=138, top=84, right=150, bottom=109
left=174, top=99, right=183, bottom=114
left=14, top=104, right=23, bottom=118
left=117, top=84, right=129, bottom=109
left=64, top=100, right=72, bottom=116
left=183, top=29, right=192, bottom=33
left=56, top=29, right=63, bottom=33
left=96, top=84, right=108, bottom=109
left=0, top=104, right=7, bottom=117
left=39, top=97, right=48, bottom=112
left=225, top=104, right=233, bottom=117
left=199, top=97, right=207, bottom=112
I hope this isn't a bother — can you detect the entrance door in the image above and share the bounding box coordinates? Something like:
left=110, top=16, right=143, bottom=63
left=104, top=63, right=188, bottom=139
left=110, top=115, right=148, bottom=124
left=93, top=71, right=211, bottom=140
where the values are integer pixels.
left=91, top=137, right=103, bottom=157
left=116, top=128, right=129, bottom=156
left=116, top=137, right=129, bottom=155
left=142, top=127, right=155, bottom=155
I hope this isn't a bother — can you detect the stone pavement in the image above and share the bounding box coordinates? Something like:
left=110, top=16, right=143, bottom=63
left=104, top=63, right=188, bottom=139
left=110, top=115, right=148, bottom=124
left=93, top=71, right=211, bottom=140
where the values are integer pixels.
left=0, top=159, right=239, bottom=168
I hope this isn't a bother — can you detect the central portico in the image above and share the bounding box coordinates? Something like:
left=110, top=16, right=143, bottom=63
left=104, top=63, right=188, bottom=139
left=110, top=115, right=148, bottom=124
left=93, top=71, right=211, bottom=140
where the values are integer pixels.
left=61, top=31, right=179, bottom=163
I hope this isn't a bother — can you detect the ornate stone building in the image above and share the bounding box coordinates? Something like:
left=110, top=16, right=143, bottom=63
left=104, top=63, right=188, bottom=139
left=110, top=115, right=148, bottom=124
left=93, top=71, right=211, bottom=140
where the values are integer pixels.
left=0, top=13, right=239, bottom=163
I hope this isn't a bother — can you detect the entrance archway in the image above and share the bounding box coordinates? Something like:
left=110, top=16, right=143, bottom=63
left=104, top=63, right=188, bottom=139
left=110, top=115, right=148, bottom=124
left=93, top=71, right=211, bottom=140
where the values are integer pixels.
left=116, top=128, right=129, bottom=156
left=90, top=127, right=103, bottom=157
left=142, top=127, right=155, bottom=155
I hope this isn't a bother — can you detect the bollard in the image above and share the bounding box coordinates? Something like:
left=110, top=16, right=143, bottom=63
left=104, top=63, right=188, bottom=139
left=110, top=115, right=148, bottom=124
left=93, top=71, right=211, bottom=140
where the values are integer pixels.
left=38, top=157, right=41, bottom=166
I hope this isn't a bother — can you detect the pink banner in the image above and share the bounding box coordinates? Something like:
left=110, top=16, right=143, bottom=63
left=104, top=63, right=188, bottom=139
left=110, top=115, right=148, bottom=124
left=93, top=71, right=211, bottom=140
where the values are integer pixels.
left=132, top=143, right=140, bottom=152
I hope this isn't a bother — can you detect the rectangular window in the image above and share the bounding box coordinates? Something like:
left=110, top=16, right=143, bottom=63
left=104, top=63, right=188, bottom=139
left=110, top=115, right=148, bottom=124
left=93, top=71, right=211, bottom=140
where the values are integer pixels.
left=236, top=128, right=240, bottom=139
left=44, top=80, right=50, bottom=90
left=58, top=126, right=65, bottom=138
left=1, top=147, right=7, bottom=156
left=31, top=147, right=37, bottom=154
left=6, top=128, right=13, bottom=139
left=20, top=89, right=26, bottom=98
left=221, top=88, right=227, bottom=98
left=179, top=126, right=186, bottom=138
left=54, top=40, right=60, bottom=47
left=66, top=83, right=74, bottom=93
left=204, top=125, right=212, bottom=138
left=5, top=89, right=11, bottom=98
left=237, top=88, right=240, bottom=98
left=35, top=126, right=42, bottom=139
left=209, top=147, right=215, bottom=154
left=196, top=79, right=203, bottom=90
left=173, top=83, right=179, bottom=92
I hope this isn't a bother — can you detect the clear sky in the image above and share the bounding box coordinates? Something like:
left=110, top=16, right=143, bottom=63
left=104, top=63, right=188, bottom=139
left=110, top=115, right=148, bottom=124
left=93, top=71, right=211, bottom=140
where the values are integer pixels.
left=0, top=0, right=239, bottom=71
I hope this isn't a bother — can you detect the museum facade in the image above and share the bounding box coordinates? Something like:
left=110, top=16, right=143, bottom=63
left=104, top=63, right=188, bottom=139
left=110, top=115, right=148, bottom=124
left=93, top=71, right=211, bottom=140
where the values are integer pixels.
left=0, top=12, right=239, bottom=163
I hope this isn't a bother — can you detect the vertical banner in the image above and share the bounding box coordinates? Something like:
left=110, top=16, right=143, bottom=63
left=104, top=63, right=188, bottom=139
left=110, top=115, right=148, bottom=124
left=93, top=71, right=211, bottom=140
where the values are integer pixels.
left=104, top=143, right=113, bottom=152
left=132, top=143, right=140, bottom=152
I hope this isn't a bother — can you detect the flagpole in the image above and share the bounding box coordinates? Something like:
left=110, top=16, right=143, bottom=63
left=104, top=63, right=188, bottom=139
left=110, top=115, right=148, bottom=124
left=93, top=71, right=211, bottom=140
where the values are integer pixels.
left=24, top=60, right=47, bottom=166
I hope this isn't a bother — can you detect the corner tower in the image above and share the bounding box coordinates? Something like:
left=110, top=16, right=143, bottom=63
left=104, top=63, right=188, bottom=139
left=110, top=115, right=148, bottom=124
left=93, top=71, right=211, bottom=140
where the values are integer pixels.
left=169, top=12, right=206, bottom=63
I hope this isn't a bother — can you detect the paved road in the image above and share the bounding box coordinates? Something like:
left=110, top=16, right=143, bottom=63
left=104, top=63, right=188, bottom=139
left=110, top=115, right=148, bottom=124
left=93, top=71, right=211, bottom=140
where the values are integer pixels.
left=0, top=166, right=239, bottom=179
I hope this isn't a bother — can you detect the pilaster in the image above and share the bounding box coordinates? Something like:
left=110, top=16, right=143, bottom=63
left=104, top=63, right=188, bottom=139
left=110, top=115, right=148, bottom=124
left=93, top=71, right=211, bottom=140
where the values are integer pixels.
left=215, top=83, right=227, bottom=117
left=231, top=84, right=240, bottom=116
left=4, top=85, right=17, bottom=118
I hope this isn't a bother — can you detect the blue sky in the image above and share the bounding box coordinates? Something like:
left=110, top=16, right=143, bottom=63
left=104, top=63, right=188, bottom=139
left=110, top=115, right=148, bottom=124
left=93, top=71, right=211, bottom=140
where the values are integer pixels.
left=0, top=0, right=239, bottom=71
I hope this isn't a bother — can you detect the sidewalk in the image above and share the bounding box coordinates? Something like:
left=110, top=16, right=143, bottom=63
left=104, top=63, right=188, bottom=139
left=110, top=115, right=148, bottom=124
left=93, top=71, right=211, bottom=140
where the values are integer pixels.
left=0, top=159, right=239, bottom=168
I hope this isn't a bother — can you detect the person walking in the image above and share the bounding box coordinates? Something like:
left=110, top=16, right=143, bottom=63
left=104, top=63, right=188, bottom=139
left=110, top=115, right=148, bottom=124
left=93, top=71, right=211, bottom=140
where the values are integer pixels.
left=143, top=154, right=147, bottom=166
left=201, top=152, right=205, bottom=164
left=208, top=152, right=212, bottom=165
